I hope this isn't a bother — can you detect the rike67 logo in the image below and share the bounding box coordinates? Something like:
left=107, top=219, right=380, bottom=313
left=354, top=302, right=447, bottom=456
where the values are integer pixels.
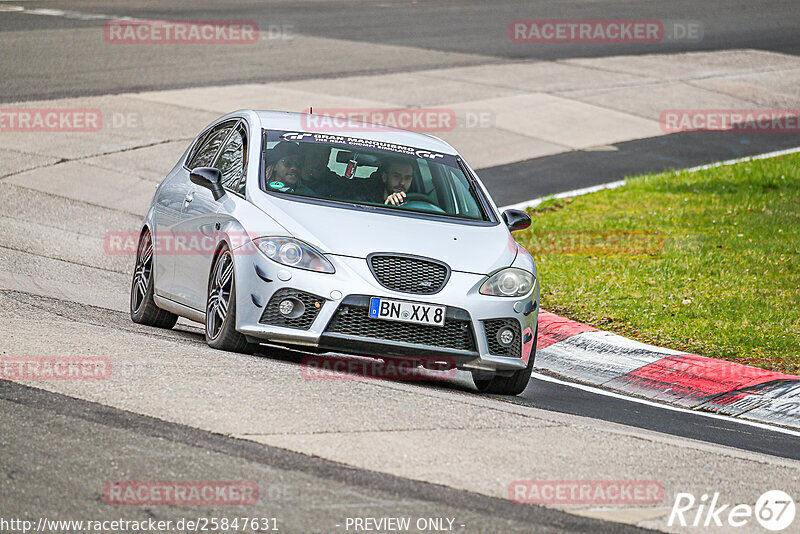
left=669, top=490, right=795, bottom=531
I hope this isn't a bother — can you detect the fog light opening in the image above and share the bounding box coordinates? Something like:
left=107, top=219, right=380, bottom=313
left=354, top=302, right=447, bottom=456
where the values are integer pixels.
left=279, top=299, right=294, bottom=316
left=497, top=327, right=515, bottom=347
left=278, top=298, right=305, bottom=319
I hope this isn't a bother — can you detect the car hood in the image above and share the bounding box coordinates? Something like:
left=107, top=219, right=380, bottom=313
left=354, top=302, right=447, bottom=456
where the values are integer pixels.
left=258, top=197, right=517, bottom=274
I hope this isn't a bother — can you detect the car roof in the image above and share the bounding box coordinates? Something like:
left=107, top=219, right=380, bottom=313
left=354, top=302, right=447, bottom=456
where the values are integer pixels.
left=252, top=110, right=459, bottom=156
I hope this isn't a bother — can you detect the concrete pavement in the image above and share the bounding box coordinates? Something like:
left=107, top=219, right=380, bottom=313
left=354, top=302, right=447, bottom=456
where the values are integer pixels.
left=3, top=48, right=798, bottom=184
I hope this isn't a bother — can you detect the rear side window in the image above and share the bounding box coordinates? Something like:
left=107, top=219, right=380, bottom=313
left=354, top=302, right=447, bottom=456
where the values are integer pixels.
left=187, top=121, right=236, bottom=169
left=215, top=123, right=248, bottom=194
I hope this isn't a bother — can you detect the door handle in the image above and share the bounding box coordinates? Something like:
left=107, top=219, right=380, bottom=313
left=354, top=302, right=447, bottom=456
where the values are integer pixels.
left=184, top=192, right=194, bottom=203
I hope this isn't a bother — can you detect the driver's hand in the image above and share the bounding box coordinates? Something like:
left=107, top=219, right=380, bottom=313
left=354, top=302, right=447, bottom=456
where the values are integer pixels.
left=385, top=191, right=406, bottom=206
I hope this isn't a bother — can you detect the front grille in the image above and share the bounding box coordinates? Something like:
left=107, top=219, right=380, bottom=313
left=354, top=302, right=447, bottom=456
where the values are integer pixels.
left=368, top=254, right=449, bottom=294
left=259, top=288, right=324, bottom=330
left=483, top=319, right=522, bottom=358
left=326, top=300, right=475, bottom=352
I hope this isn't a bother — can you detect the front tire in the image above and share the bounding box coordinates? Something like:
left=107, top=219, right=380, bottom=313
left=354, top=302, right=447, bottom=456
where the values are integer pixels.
left=205, top=247, right=255, bottom=353
left=472, top=326, right=537, bottom=395
left=130, top=229, right=178, bottom=329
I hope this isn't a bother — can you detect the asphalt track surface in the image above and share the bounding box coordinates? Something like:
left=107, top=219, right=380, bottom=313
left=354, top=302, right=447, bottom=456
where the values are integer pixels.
left=2, top=0, right=800, bottom=101
left=480, top=131, right=800, bottom=206
left=2, top=1, right=800, bottom=532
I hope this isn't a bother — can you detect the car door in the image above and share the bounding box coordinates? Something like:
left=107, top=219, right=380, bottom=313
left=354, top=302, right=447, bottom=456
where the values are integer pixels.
left=170, top=120, right=237, bottom=309
left=151, top=167, right=189, bottom=301
left=184, top=120, right=249, bottom=311
left=151, top=126, right=219, bottom=301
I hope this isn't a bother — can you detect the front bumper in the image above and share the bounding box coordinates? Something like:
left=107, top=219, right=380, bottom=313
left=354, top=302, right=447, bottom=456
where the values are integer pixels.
left=233, top=251, right=539, bottom=372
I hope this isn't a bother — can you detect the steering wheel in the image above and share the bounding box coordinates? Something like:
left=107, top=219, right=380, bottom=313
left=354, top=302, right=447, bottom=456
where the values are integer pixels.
left=401, top=193, right=446, bottom=214
left=402, top=193, right=432, bottom=203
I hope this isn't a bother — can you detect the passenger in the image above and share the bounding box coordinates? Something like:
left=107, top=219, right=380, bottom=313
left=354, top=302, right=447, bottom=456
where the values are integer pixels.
left=300, top=143, right=343, bottom=197
left=265, top=141, right=315, bottom=195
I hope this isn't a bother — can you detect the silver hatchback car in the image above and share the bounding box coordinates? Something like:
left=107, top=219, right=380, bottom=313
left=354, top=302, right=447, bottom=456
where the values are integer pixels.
left=131, top=110, right=539, bottom=395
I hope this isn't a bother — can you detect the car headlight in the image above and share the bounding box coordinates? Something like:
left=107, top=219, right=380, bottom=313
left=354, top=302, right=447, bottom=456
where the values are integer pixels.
left=253, top=237, right=335, bottom=273
left=479, top=268, right=534, bottom=297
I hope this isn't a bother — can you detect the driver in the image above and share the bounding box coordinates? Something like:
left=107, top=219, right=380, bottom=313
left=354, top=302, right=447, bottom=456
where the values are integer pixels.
left=379, top=157, right=414, bottom=206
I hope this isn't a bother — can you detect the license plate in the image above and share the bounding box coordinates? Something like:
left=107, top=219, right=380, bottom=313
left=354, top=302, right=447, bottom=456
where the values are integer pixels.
left=368, top=297, right=445, bottom=327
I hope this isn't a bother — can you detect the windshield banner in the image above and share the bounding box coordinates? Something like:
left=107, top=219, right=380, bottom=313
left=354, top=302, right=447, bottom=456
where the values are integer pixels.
left=266, top=129, right=458, bottom=166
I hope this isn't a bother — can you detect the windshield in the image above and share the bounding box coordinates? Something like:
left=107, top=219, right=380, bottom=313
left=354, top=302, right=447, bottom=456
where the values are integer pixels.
left=260, top=130, right=493, bottom=222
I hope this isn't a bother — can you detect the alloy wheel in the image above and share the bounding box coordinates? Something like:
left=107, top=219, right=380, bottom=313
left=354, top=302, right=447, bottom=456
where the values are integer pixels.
left=207, top=252, right=234, bottom=340
left=132, top=232, right=153, bottom=314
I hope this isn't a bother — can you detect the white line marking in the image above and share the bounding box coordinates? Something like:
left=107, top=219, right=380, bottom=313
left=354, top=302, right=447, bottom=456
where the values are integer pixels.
left=531, top=371, right=800, bottom=437
left=499, top=180, right=626, bottom=211
left=682, top=146, right=800, bottom=172
left=4, top=5, right=137, bottom=20
left=29, top=8, right=115, bottom=20
left=498, top=145, right=800, bottom=212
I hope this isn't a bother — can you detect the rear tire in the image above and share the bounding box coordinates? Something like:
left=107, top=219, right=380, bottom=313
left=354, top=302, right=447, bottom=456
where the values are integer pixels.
left=205, top=247, right=256, bottom=353
left=130, top=229, right=178, bottom=329
left=472, top=326, right=537, bottom=395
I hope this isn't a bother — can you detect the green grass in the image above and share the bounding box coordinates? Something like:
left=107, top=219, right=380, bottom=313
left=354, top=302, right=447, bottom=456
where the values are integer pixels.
left=517, top=153, right=800, bottom=374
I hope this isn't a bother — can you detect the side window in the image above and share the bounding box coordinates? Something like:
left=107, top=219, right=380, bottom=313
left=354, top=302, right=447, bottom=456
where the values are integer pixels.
left=215, top=123, right=247, bottom=194
left=187, top=121, right=236, bottom=169
left=186, top=129, right=212, bottom=165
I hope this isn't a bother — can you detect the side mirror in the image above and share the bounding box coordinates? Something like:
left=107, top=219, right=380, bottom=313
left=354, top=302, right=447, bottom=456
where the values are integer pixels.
left=502, top=209, right=531, bottom=232
left=190, top=167, right=226, bottom=201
